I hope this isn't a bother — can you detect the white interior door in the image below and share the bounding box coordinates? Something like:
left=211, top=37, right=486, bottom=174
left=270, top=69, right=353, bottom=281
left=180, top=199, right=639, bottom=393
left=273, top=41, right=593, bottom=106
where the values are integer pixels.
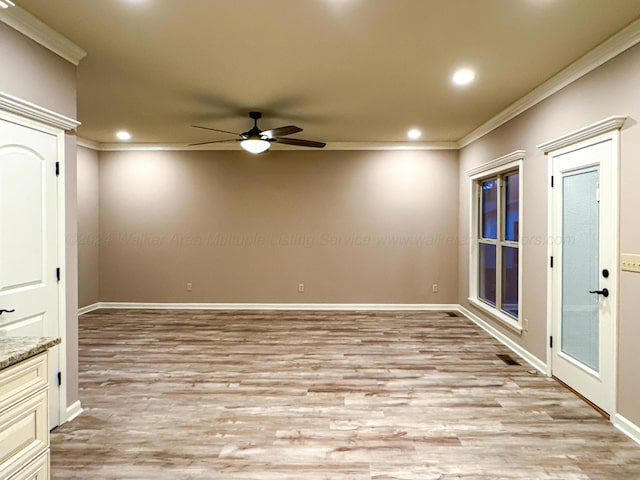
left=550, top=137, right=616, bottom=414
left=0, top=115, right=61, bottom=428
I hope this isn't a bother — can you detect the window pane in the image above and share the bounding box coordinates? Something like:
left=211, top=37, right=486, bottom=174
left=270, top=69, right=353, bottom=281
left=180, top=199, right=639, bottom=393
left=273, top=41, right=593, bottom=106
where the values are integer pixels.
left=479, top=243, right=497, bottom=306
left=481, top=179, right=498, bottom=239
left=504, top=172, right=519, bottom=242
left=502, top=246, right=519, bottom=317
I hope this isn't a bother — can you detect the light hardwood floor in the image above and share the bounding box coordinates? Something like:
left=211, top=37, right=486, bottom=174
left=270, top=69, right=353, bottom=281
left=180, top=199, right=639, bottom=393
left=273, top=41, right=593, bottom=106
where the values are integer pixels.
left=51, top=310, right=640, bottom=479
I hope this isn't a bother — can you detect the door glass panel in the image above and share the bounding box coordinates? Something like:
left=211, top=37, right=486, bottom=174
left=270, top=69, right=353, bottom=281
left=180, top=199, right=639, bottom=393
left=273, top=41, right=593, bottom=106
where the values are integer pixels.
left=479, top=243, right=497, bottom=306
left=561, top=169, right=599, bottom=371
left=481, top=179, right=498, bottom=239
left=504, top=173, right=519, bottom=242
left=502, top=246, right=518, bottom=317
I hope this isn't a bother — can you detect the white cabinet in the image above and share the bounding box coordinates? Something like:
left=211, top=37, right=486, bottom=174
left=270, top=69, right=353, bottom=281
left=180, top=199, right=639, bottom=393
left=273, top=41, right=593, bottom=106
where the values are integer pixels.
left=0, top=353, right=50, bottom=480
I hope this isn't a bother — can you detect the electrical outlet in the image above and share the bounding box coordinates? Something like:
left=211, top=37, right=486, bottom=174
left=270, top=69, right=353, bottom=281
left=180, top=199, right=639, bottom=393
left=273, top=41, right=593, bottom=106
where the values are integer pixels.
left=621, top=253, right=640, bottom=273
left=432, top=283, right=439, bottom=293
left=298, top=283, right=304, bottom=293
left=523, top=318, right=529, bottom=332
left=186, top=282, right=193, bottom=292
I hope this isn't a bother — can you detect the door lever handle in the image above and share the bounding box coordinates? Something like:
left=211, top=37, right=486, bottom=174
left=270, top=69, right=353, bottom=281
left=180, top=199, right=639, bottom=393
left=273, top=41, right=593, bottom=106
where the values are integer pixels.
left=589, top=288, right=609, bottom=298
left=0, top=309, right=15, bottom=315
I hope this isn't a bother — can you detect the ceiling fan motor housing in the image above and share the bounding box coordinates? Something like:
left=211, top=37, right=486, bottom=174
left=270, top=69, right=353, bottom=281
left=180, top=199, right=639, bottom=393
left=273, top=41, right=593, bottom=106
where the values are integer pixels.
left=244, top=111, right=266, bottom=139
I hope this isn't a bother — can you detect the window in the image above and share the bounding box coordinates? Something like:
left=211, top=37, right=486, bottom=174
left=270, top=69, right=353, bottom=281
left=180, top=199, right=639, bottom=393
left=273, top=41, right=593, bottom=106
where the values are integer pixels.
left=467, top=151, right=524, bottom=331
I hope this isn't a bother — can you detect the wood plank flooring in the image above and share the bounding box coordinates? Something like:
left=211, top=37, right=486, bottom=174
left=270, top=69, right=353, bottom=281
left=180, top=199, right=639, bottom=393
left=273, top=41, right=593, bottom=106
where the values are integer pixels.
left=50, top=310, right=640, bottom=479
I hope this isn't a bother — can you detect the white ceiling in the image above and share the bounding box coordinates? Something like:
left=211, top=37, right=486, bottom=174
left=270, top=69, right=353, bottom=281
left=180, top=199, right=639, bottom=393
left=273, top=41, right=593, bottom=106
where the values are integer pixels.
left=12, top=0, right=640, bottom=147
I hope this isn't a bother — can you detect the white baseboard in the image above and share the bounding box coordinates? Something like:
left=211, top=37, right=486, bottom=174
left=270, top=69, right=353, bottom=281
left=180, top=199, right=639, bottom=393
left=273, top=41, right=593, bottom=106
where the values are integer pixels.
left=457, top=306, right=548, bottom=375
left=78, top=303, right=101, bottom=315
left=64, top=400, right=83, bottom=423
left=88, top=302, right=460, bottom=312
left=614, top=414, right=640, bottom=445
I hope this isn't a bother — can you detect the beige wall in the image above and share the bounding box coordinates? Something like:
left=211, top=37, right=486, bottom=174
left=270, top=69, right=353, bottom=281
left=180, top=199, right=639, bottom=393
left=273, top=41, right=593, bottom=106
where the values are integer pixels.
left=458, top=43, right=640, bottom=426
left=77, top=146, right=100, bottom=308
left=98, top=149, right=459, bottom=304
left=0, top=24, right=76, bottom=119
left=0, top=23, right=79, bottom=406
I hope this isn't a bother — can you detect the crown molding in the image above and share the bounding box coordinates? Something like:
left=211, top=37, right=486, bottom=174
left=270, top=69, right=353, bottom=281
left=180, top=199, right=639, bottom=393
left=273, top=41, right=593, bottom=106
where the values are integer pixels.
left=76, top=137, right=101, bottom=150
left=76, top=140, right=460, bottom=153
left=537, top=116, right=627, bottom=154
left=323, top=141, right=459, bottom=151
left=0, top=5, right=86, bottom=66
left=99, top=142, right=240, bottom=152
left=458, top=17, right=640, bottom=148
left=0, top=91, right=80, bottom=130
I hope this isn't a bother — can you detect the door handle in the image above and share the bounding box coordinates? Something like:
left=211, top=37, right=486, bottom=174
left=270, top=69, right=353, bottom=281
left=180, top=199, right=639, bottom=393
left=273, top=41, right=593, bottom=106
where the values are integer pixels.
left=0, top=308, right=15, bottom=315
left=589, top=288, right=609, bottom=298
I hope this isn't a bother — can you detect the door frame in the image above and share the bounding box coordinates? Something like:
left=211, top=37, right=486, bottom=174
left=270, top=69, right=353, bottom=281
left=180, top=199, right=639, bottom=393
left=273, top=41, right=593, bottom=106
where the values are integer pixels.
left=539, top=116, right=626, bottom=418
left=0, top=91, right=80, bottom=426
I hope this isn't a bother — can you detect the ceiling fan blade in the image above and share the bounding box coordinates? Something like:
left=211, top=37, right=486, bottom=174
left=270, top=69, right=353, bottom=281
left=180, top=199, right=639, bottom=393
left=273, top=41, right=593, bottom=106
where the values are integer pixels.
left=275, top=137, right=326, bottom=148
left=188, top=139, right=242, bottom=146
left=260, top=125, right=303, bottom=139
left=192, top=125, right=241, bottom=136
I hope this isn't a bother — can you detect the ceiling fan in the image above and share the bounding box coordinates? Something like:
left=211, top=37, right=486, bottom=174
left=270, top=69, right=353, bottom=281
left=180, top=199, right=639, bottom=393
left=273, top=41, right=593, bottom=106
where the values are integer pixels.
left=189, top=111, right=326, bottom=153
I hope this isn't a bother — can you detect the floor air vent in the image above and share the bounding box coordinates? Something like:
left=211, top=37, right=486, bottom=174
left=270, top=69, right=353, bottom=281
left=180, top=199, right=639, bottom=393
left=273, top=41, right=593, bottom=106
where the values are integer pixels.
left=497, top=354, right=520, bottom=366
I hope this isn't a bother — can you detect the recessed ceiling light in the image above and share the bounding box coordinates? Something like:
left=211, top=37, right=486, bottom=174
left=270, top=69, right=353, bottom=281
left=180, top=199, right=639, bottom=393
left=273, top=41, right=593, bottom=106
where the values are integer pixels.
left=407, top=129, right=422, bottom=140
left=452, top=68, right=476, bottom=86
left=116, top=130, right=132, bottom=141
left=0, top=1, right=15, bottom=8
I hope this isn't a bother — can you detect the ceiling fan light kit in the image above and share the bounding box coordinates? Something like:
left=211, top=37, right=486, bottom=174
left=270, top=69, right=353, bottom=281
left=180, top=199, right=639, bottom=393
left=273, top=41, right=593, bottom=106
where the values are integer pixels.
left=191, top=111, right=326, bottom=154
left=240, top=138, right=270, bottom=154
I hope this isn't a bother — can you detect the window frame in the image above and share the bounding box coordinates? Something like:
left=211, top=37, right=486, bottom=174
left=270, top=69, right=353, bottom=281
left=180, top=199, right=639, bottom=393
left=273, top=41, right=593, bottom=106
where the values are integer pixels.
left=467, top=151, right=524, bottom=332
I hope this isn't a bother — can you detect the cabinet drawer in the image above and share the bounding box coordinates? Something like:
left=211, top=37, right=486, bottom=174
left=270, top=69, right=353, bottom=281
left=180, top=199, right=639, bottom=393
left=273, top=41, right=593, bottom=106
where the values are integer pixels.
left=0, top=390, right=48, bottom=480
left=8, top=451, right=49, bottom=480
left=0, top=354, right=47, bottom=412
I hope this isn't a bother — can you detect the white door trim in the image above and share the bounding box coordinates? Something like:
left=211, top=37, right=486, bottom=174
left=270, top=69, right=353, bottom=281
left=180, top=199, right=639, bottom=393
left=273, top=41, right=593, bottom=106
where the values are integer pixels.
left=55, top=126, right=69, bottom=425
left=537, top=116, right=626, bottom=154
left=0, top=92, right=76, bottom=426
left=0, top=92, right=80, bottom=131
left=541, top=117, right=625, bottom=419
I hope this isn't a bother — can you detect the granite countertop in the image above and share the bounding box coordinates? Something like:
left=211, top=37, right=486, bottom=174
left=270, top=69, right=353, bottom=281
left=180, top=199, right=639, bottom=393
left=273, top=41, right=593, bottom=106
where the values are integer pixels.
left=0, top=336, right=61, bottom=370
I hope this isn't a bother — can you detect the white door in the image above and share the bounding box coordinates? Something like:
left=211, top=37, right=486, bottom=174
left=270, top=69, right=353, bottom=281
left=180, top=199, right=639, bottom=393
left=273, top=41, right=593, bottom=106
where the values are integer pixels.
left=550, top=137, right=616, bottom=414
left=0, top=115, right=61, bottom=428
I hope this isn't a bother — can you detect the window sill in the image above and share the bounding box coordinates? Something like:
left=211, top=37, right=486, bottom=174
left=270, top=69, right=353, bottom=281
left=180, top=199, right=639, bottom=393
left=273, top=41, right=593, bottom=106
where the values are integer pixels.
left=467, top=297, right=523, bottom=334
